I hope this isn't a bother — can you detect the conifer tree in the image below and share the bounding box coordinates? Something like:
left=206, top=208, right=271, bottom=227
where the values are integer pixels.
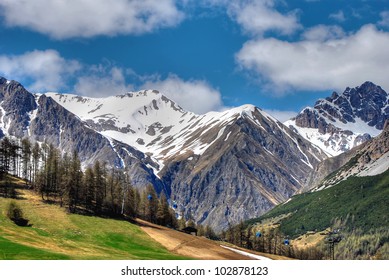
left=58, top=152, right=70, bottom=207
left=0, top=137, right=12, bottom=178
left=31, top=142, right=40, bottom=187
left=144, top=185, right=158, bottom=223
left=178, top=211, right=186, bottom=230
left=21, top=138, right=32, bottom=182
left=168, top=208, right=178, bottom=229
left=83, top=167, right=95, bottom=212
left=205, top=225, right=218, bottom=240
left=94, top=161, right=105, bottom=214
left=120, top=171, right=134, bottom=216
left=68, top=150, right=82, bottom=213
left=156, top=192, right=170, bottom=225
left=123, top=184, right=137, bottom=217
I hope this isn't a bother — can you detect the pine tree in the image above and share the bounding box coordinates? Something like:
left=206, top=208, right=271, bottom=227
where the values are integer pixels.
left=205, top=225, right=218, bottom=240
left=105, top=169, right=123, bottom=216
left=168, top=208, right=178, bottom=229
left=31, top=142, right=40, bottom=188
left=144, top=185, right=158, bottom=223
left=9, top=138, right=20, bottom=177
left=93, top=161, right=105, bottom=215
left=156, top=192, right=170, bottom=225
left=246, top=225, right=253, bottom=249
left=0, top=137, right=12, bottom=178
left=68, top=150, right=82, bottom=213
left=45, top=144, right=60, bottom=200
left=123, top=184, right=137, bottom=218
left=197, top=224, right=205, bottom=236
left=83, top=167, right=95, bottom=212
left=58, top=152, right=70, bottom=207
left=120, top=171, right=136, bottom=217
left=21, top=138, right=32, bottom=183
left=178, top=211, right=186, bottom=230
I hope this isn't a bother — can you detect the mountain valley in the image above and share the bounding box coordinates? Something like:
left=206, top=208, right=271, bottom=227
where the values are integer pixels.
left=0, top=76, right=388, bottom=232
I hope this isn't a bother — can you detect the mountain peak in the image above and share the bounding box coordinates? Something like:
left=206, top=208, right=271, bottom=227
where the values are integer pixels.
left=286, top=82, right=388, bottom=156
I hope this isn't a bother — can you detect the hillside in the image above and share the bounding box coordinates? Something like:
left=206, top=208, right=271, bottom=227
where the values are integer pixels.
left=254, top=169, right=389, bottom=236
left=245, top=169, right=389, bottom=259
left=0, top=176, right=274, bottom=260
left=0, top=179, right=186, bottom=260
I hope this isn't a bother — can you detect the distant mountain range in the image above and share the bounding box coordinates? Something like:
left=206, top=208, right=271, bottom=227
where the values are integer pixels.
left=0, top=76, right=388, bottom=231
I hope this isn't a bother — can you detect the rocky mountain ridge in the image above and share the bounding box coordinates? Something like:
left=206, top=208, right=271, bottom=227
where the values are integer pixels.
left=285, top=82, right=389, bottom=156
left=45, top=87, right=330, bottom=231
left=0, top=77, right=165, bottom=192
left=0, top=76, right=329, bottom=231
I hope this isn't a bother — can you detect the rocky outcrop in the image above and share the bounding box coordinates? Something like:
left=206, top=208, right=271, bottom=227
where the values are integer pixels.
left=0, top=79, right=37, bottom=138
left=161, top=108, right=327, bottom=231
left=0, top=77, right=165, bottom=191
left=286, top=82, right=389, bottom=156
left=309, top=119, right=389, bottom=191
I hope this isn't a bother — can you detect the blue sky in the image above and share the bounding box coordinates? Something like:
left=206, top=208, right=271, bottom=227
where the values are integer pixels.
left=1, top=0, right=389, bottom=120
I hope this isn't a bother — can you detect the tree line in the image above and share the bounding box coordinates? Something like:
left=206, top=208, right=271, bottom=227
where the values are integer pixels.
left=0, top=136, right=223, bottom=241
left=221, top=222, right=325, bottom=259
left=0, top=137, right=177, bottom=228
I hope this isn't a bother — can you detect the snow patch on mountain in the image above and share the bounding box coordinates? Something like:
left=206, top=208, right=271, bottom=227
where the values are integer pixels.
left=285, top=82, right=389, bottom=157
left=284, top=119, right=370, bottom=156
left=357, top=151, right=389, bottom=177
left=46, top=91, right=270, bottom=172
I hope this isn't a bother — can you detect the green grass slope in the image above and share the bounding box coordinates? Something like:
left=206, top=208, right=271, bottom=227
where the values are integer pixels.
left=0, top=186, right=186, bottom=260
left=248, top=169, right=389, bottom=238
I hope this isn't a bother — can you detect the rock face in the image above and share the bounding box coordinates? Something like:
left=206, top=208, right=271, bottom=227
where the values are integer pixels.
left=0, top=77, right=37, bottom=138
left=286, top=82, right=389, bottom=156
left=309, top=119, right=389, bottom=192
left=0, top=78, right=165, bottom=192
left=161, top=108, right=327, bottom=231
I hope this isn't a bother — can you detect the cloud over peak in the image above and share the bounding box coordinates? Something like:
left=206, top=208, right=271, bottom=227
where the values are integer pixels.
left=236, top=24, right=389, bottom=93
left=0, top=49, right=81, bottom=91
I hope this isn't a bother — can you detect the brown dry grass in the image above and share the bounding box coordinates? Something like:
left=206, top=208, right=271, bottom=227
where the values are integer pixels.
left=137, top=219, right=291, bottom=260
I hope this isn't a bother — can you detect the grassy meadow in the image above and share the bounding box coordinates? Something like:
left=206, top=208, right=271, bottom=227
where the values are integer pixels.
left=0, top=177, right=186, bottom=260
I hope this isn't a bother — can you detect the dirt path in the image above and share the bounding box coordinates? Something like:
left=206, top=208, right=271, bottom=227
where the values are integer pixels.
left=137, top=219, right=271, bottom=260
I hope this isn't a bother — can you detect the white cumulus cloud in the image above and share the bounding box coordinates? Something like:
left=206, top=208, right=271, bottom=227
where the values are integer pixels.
left=329, top=10, right=346, bottom=22
left=302, top=25, right=345, bottom=41
left=74, top=66, right=225, bottom=114
left=141, top=74, right=224, bottom=114
left=236, top=24, right=389, bottom=93
left=227, top=0, right=301, bottom=36
left=263, top=109, right=297, bottom=122
left=0, top=0, right=184, bottom=39
left=0, top=49, right=81, bottom=91
left=378, top=11, right=389, bottom=28
left=199, top=0, right=301, bottom=36
left=74, top=66, right=134, bottom=97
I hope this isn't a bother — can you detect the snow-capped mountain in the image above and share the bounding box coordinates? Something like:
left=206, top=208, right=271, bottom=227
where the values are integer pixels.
left=46, top=90, right=245, bottom=172
left=3, top=76, right=387, bottom=231
left=43, top=89, right=330, bottom=231
left=47, top=91, right=325, bottom=176
left=0, top=77, right=165, bottom=192
left=285, top=82, right=389, bottom=156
